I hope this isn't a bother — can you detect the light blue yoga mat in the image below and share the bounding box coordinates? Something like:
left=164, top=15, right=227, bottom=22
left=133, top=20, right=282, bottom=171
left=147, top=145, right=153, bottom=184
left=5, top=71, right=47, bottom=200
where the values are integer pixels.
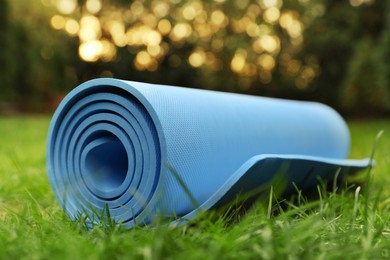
left=46, top=78, right=370, bottom=227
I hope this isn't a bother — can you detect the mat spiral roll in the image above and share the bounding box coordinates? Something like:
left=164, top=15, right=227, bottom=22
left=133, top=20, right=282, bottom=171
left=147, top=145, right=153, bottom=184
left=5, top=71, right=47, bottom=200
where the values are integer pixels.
left=47, top=78, right=370, bottom=227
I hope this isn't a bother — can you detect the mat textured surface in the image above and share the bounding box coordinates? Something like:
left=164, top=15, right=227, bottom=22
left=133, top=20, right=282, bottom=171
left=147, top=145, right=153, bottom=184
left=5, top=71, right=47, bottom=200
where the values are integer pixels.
left=46, top=78, right=370, bottom=227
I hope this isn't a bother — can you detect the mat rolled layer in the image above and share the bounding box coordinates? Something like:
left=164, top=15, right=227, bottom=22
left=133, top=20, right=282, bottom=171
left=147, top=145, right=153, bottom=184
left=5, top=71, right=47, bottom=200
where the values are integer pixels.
left=47, top=78, right=370, bottom=227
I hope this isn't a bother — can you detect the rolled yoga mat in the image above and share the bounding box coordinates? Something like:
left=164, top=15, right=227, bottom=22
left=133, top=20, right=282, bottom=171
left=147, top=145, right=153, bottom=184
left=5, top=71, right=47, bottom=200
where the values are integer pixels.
left=47, top=78, right=370, bottom=227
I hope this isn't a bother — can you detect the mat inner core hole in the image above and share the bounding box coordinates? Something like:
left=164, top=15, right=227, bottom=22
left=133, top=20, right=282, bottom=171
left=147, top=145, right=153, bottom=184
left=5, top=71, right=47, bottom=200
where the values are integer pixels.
left=85, top=135, right=128, bottom=193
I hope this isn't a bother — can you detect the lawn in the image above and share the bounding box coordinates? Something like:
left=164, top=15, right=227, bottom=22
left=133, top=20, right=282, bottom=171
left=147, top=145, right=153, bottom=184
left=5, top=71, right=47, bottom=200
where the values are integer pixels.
left=0, top=116, right=389, bottom=259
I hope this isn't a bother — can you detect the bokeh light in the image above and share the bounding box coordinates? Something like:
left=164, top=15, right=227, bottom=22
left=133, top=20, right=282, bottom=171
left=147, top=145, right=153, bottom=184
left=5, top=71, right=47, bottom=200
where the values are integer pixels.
left=258, top=54, right=276, bottom=71
left=86, top=0, right=102, bottom=14
left=157, top=19, right=172, bottom=35
left=231, top=50, right=247, bottom=73
left=79, top=15, right=101, bottom=42
left=263, top=7, right=280, bottom=23
left=349, top=0, right=374, bottom=7
left=262, top=0, right=281, bottom=8
left=56, top=0, right=77, bottom=15
left=188, top=49, right=206, bottom=68
left=65, top=19, right=79, bottom=35
left=51, top=15, right=65, bottom=30
left=49, top=0, right=312, bottom=86
left=79, top=40, right=103, bottom=62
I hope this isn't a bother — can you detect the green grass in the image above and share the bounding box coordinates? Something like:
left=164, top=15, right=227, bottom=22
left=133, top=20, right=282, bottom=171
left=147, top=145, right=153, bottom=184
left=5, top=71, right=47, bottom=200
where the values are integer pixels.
left=0, top=117, right=390, bottom=259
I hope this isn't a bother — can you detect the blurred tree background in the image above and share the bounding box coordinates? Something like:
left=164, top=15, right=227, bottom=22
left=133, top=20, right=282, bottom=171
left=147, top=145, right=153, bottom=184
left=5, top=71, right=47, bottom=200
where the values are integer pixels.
left=0, top=0, right=389, bottom=116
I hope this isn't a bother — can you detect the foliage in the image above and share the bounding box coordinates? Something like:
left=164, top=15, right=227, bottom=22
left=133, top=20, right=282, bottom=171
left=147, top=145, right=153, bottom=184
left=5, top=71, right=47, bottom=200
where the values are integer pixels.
left=0, top=1, right=79, bottom=112
left=0, top=0, right=390, bottom=115
left=301, top=0, right=390, bottom=115
left=0, top=117, right=390, bottom=258
left=0, top=0, right=11, bottom=99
